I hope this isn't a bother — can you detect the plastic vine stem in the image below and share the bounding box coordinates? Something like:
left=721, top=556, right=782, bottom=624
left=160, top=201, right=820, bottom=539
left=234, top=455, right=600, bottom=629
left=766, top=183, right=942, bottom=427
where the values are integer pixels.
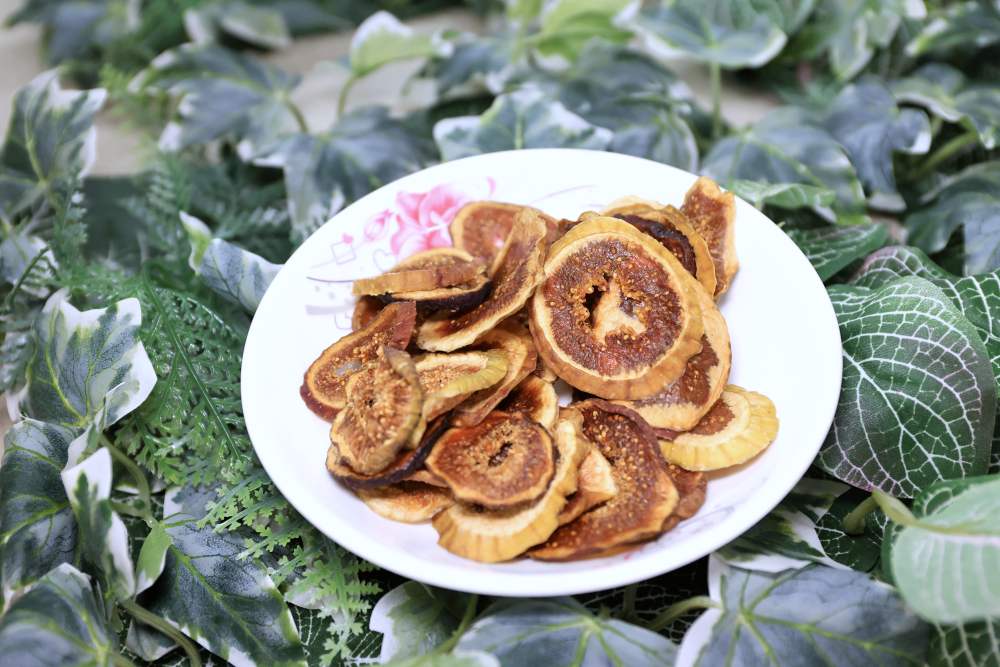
left=709, top=62, right=722, bottom=139
left=912, top=129, right=978, bottom=179
left=436, top=594, right=479, bottom=654
left=647, top=595, right=718, bottom=631
left=842, top=495, right=879, bottom=535
left=337, top=75, right=358, bottom=116
left=119, top=598, right=203, bottom=667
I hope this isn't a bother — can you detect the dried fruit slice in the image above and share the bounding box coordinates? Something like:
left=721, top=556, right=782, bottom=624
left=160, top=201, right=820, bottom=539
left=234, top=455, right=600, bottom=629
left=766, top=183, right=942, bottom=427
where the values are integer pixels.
left=426, top=412, right=555, bottom=509
left=329, top=347, right=423, bottom=474
left=661, top=464, right=706, bottom=532
left=657, top=386, right=778, bottom=471
left=301, top=302, right=417, bottom=420
left=452, top=323, right=537, bottom=426
left=403, top=468, right=448, bottom=487
left=357, top=481, right=453, bottom=523
left=415, top=350, right=508, bottom=420
left=451, top=202, right=556, bottom=274
left=534, top=357, right=558, bottom=382
left=353, top=256, right=481, bottom=297
left=327, top=416, right=447, bottom=490
left=498, top=375, right=559, bottom=430
left=419, top=209, right=548, bottom=351
left=557, top=448, right=617, bottom=525
left=617, top=279, right=731, bottom=430
left=352, top=295, right=385, bottom=331
left=530, top=400, right=678, bottom=561
left=384, top=273, right=492, bottom=313
left=682, top=177, right=738, bottom=297
left=530, top=216, right=704, bottom=400
left=432, top=414, right=589, bottom=562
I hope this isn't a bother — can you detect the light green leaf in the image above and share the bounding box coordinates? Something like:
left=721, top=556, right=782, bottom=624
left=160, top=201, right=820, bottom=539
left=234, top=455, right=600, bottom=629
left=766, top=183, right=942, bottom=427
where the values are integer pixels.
left=692, top=564, right=929, bottom=665
left=456, top=597, right=677, bottom=666
left=702, top=107, right=866, bottom=220
left=387, top=651, right=500, bottom=667
left=0, top=419, right=77, bottom=593
left=0, top=69, right=105, bottom=217
left=434, top=87, right=613, bottom=161
left=818, top=277, right=996, bottom=497
left=136, top=44, right=302, bottom=159
left=746, top=0, right=817, bottom=33
left=0, top=563, right=115, bottom=666
left=179, top=210, right=212, bottom=270
left=893, top=63, right=1000, bottom=150
left=631, top=0, right=787, bottom=68
left=905, top=1, right=1000, bottom=57
left=886, top=475, right=1000, bottom=624
left=255, top=106, right=435, bottom=243
left=535, top=0, right=636, bottom=62
left=135, top=521, right=171, bottom=594
left=854, top=245, right=1000, bottom=393
left=125, top=618, right=178, bottom=661
left=506, top=0, right=543, bottom=23
left=785, top=222, right=888, bottom=281
left=370, top=581, right=468, bottom=661
left=350, top=11, right=447, bottom=77
left=729, top=180, right=836, bottom=210
left=823, top=78, right=931, bottom=210
left=928, top=620, right=1000, bottom=667
left=61, top=447, right=135, bottom=599
left=142, top=487, right=306, bottom=667
left=184, top=0, right=291, bottom=49
left=905, top=161, right=1000, bottom=275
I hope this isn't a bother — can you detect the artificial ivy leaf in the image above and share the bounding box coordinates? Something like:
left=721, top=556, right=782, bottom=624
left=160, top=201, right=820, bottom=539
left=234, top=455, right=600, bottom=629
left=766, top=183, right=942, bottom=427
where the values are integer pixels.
left=61, top=447, right=136, bottom=599
left=818, top=277, right=996, bottom=497
left=0, top=231, right=55, bottom=296
left=893, top=63, right=1000, bottom=150
left=904, top=1, right=1000, bottom=57
left=349, top=11, right=448, bottom=78
left=691, top=564, right=928, bottom=664
left=702, top=107, right=866, bottom=220
left=729, top=180, right=835, bottom=210
left=0, top=419, right=76, bottom=592
left=534, top=0, right=635, bottom=62
left=370, top=582, right=469, bottom=661
left=141, top=487, right=306, bottom=667
left=456, top=597, right=677, bottom=666
left=823, top=78, right=931, bottom=211
left=814, top=487, right=886, bottom=573
left=886, top=475, right=1000, bottom=624
left=785, top=222, right=888, bottom=281
left=0, top=563, right=115, bottom=666
left=0, top=69, right=105, bottom=218
left=125, top=619, right=178, bottom=662
left=256, top=106, right=435, bottom=243
left=631, top=0, right=787, bottom=68
left=746, top=0, right=817, bottom=33
left=184, top=1, right=292, bottom=50
left=135, top=521, right=171, bottom=594
left=905, top=161, right=1000, bottom=275
left=424, top=34, right=518, bottom=98
left=928, top=621, right=1000, bottom=667
left=854, top=245, right=1000, bottom=393
left=434, top=87, right=613, bottom=161
left=136, top=44, right=302, bottom=159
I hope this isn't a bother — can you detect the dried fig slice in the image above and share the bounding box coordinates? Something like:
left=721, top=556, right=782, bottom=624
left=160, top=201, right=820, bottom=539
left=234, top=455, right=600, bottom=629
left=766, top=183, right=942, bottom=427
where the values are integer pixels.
left=534, top=357, right=558, bottom=382
left=419, top=210, right=548, bottom=351
left=530, top=400, right=678, bottom=561
left=432, top=414, right=590, bottom=562
left=327, top=416, right=447, bottom=490
left=682, top=177, right=738, bottom=297
left=352, top=295, right=385, bottom=331
left=384, top=272, right=492, bottom=313
left=661, top=463, right=707, bottom=532
left=301, top=301, right=417, bottom=419
left=353, top=262, right=480, bottom=297
left=452, top=323, right=537, bottom=426
left=657, top=386, right=778, bottom=471
left=426, top=412, right=555, bottom=509
left=357, top=481, right=453, bottom=523
left=415, top=350, right=508, bottom=421
left=616, top=279, right=731, bottom=430
left=329, top=347, right=423, bottom=474
left=530, top=216, right=704, bottom=400
left=403, top=468, right=448, bottom=487
left=451, top=202, right=556, bottom=274
left=498, top=375, right=558, bottom=430
left=557, top=448, right=617, bottom=526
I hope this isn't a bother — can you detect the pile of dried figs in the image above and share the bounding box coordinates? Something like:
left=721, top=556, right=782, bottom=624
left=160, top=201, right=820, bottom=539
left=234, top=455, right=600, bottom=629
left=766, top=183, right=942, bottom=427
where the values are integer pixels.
left=301, top=176, right=778, bottom=563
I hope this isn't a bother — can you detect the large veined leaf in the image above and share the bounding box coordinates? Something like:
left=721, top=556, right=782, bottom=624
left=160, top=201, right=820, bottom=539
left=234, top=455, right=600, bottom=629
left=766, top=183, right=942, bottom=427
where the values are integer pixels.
left=815, top=487, right=886, bottom=573
left=885, top=475, right=1000, bottom=624
left=893, top=63, right=1000, bottom=150
left=905, top=161, right=1000, bottom=275
left=420, top=34, right=518, bottom=98
left=745, top=0, right=816, bottom=33
left=0, top=419, right=77, bottom=592
left=456, top=597, right=677, bottom=666
left=533, top=0, right=636, bottom=62
left=785, top=222, right=888, bottom=281
left=256, top=107, right=436, bottom=243
left=61, top=447, right=135, bottom=600
left=0, top=69, right=105, bottom=217
left=688, top=563, right=929, bottom=664
left=631, top=0, right=787, bottom=68
left=904, top=1, right=1000, bottom=57
left=822, top=78, right=931, bottom=210
left=818, top=277, right=996, bottom=497
left=0, top=564, right=116, bottom=666
left=854, top=245, right=1000, bottom=393
left=370, top=581, right=468, bottom=661
left=729, top=180, right=835, bottom=210
left=928, top=621, right=1000, bottom=667
left=387, top=652, right=501, bottom=667
left=184, top=0, right=291, bottom=50
left=141, top=487, right=306, bottom=667
left=702, top=107, right=866, bottom=220
left=135, top=44, right=303, bottom=159
left=434, top=87, right=613, bottom=161
left=349, top=10, right=448, bottom=78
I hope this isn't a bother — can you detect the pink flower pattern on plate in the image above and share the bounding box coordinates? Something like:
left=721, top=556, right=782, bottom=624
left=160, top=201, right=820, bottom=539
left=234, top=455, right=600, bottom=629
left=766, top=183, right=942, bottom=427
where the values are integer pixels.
left=389, top=184, right=470, bottom=259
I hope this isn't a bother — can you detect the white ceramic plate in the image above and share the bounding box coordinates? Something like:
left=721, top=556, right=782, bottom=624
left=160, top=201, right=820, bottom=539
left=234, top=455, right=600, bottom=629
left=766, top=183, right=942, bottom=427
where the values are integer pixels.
left=242, top=149, right=842, bottom=597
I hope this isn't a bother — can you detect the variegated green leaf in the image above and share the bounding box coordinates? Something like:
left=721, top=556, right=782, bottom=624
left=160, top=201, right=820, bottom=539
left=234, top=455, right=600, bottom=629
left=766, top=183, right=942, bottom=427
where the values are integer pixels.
left=349, top=11, right=448, bottom=77
left=785, top=222, right=888, bottom=281
left=905, top=1, right=1000, bottom=57
left=184, top=1, right=291, bottom=50
left=885, top=475, right=1000, bottom=624
left=534, top=0, right=636, bottom=62
left=421, top=34, right=518, bottom=98
left=729, top=180, right=835, bottom=210
left=0, top=231, right=55, bottom=297
left=818, top=277, right=996, bottom=497
left=815, top=487, right=886, bottom=573
left=179, top=210, right=212, bottom=270
left=928, top=620, right=1000, bottom=667
left=0, top=70, right=105, bottom=217
left=135, top=521, right=171, bottom=594
left=0, top=564, right=116, bottom=666
left=125, top=619, right=178, bottom=662
left=434, top=87, right=613, bottom=161
left=370, top=581, right=469, bottom=661
left=746, top=0, right=816, bottom=33
left=387, top=652, right=500, bottom=667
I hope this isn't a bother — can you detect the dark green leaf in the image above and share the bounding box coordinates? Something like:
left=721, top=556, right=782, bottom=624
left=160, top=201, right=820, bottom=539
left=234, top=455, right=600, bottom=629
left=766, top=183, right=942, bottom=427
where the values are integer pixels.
left=814, top=488, right=885, bottom=573
left=785, top=222, right=888, bottom=280
left=905, top=2, right=1000, bottom=58
left=729, top=180, right=835, bottom=210
left=421, top=34, right=517, bottom=99
left=928, top=621, right=1000, bottom=667
left=184, top=1, right=291, bottom=50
